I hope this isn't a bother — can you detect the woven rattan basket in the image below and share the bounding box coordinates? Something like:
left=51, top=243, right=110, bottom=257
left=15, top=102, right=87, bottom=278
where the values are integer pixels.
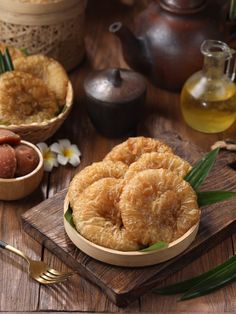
left=0, top=81, right=73, bottom=143
left=0, top=0, right=87, bottom=71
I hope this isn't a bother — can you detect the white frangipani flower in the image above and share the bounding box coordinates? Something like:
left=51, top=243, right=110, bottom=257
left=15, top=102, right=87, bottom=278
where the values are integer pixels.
left=50, top=139, right=81, bottom=167
left=37, top=142, right=58, bottom=172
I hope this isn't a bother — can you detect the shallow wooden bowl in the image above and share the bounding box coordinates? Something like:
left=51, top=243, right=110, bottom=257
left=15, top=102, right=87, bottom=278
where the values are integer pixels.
left=0, top=81, right=73, bottom=143
left=63, top=195, right=199, bottom=267
left=0, top=140, right=44, bottom=201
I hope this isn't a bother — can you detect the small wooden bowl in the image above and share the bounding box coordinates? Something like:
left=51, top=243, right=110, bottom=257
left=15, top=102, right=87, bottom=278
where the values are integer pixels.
left=0, top=140, right=44, bottom=201
left=64, top=195, right=199, bottom=267
left=0, top=81, right=73, bottom=143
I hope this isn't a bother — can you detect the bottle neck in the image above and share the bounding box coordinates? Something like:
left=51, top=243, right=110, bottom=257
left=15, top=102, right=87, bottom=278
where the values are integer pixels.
left=203, top=56, right=225, bottom=79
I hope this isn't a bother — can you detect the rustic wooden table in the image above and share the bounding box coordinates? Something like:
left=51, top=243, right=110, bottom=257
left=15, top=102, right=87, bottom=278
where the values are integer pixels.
left=1, top=1, right=236, bottom=312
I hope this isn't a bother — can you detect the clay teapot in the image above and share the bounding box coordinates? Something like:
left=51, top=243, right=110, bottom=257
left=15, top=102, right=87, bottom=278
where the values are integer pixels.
left=109, top=0, right=230, bottom=92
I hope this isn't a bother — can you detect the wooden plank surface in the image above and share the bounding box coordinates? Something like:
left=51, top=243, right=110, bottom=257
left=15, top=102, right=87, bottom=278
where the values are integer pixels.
left=22, top=126, right=236, bottom=307
left=1, top=0, right=236, bottom=312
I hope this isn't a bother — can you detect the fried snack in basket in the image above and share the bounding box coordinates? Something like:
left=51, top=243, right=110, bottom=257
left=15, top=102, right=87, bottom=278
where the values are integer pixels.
left=104, top=136, right=172, bottom=166
left=68, top=160, right=128, bottom=208
left=72, top=178, right=139, bottom=251
left=120, top=169, right=200, bottom=246
left=124, top=152, right=191, bottom=182
left=14, top=54, right=69, bottom=106
left=0, top=71, right=58, bottom=125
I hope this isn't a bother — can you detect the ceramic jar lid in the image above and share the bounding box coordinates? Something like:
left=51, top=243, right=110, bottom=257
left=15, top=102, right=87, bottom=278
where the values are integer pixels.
left=84, top=68, right=146, bottom=104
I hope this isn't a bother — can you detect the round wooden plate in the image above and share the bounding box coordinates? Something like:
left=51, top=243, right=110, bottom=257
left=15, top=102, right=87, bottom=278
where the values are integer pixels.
left=64, top=195, right=199, bottom=267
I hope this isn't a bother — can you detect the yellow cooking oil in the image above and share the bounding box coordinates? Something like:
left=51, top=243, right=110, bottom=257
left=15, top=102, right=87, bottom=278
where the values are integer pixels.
left=181, top=40, right=236, bottom=133
left=181, top=73, right=236, bottom=133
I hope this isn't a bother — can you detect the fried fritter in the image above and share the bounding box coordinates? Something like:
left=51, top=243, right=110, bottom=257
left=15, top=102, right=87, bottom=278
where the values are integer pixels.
left=124, top=152, right=191, bottom=181
left=119, top=169, right=200, bottom=246
left=68, top=160, right=128, bottom=208
left=72, top=178, right=139, bottom=251
left=0, top=71, right=58, bottom=125
left=104, top=136, right=172, bottom=166
left=14, top=55, right=69, bottom=106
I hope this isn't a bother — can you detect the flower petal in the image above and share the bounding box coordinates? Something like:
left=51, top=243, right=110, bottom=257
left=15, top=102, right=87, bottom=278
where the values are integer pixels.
left=57, top=154, right=69, bottom=165
left=48, top=152, right=59, bottom=167
left=69, top=155, right=81, bottom=167
left=37, top=142, right=49, bottom=153
left=50, top=142, right=62, bottom=154
left=70, top=144, right=81, bottom=156
left=44, top=160, right=55, bottom=172
left=58, top=139, right=71, bottom=149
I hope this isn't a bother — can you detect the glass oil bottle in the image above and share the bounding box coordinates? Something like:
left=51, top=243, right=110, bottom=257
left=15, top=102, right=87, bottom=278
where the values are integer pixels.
left=181, top=40, right=236, bottom=133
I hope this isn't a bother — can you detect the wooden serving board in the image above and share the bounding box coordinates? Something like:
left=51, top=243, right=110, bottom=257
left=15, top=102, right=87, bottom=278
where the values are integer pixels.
left=22, top=130, right=236, bottom=307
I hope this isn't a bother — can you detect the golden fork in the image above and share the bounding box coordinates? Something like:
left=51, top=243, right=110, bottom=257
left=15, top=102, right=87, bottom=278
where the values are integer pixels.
left=0, top=240, right=75, bottom=285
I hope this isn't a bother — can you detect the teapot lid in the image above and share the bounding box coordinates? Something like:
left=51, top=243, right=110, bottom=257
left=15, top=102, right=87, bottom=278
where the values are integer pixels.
left=160, top=0, right=206, bottom=14
left=84, top=68, right=146, bottom=103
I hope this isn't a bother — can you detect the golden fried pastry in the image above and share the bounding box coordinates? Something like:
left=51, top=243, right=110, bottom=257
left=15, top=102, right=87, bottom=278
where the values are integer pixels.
left=0, top=43, right=25, bottom=61
left=119, top=169, right=200, bottom=246
left=72, top=178, right=139, bottom=251
left=104, top=136, right=172, bottom=166
left=124, top=152, right=191, bottom=182
left=14, top=55, right=69, bottom=106
left=0, top=71, right=58, bottom=125
left=68, top=160, right=128, bottom=208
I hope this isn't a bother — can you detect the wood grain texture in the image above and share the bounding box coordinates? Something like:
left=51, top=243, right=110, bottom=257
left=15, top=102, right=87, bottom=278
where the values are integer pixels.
left=0, top=190, right=45, bottom=311
left=1, top=0, right=236, bottom=312
left=22, top=128, right=236, bottom=307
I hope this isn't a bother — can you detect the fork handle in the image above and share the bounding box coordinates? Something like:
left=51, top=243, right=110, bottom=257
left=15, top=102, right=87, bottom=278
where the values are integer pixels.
left=0, top=240, right=29, bottom=262
left=0, top=240, right=7, bottom=248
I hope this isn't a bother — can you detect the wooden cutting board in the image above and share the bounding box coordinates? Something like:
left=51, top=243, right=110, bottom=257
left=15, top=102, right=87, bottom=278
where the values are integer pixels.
left=22, top=129, right=236, bottom=307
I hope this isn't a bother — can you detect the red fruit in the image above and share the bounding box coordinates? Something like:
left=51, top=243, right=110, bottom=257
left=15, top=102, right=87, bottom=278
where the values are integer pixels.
left=0, top=129, right=21, bottom=145
left=0, top=144, right=16, bottom=178
left=14, top=144, right=39, bottom=177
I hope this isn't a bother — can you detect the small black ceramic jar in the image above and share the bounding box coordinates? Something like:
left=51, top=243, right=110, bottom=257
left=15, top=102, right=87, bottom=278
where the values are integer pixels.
left=84, top=68, right=147, bottom=138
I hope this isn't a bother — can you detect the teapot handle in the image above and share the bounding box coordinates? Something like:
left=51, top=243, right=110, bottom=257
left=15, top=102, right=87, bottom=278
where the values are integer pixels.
left=225, top=49, right=236, bottom=81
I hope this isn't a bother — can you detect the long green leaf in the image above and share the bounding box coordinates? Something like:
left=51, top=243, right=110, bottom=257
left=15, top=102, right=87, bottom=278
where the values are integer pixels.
left=64, top=205, right=76, bottom=229
left=197, top=191, right=236, bottom=207
left=181, top=259, right=236, bottom=300
left=4, top=48, right=14, bottom=71
left=184, top=148, right=219, bottom=190
left=140, top=241, right=167, bottom=252
left=230, top=0, right=236, bottom=20
left=0, top=52, right=5, bottom=74
left=154, top=255, right=236, bottom=295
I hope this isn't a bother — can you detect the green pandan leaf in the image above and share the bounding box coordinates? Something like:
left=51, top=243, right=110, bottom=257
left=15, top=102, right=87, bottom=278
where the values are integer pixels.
left=184, top=148, right=219, bottom=190
left=64, top=205, right=76, bottom=229
left=20, top=47, right=29, bottom=56
left=181, top=258, right=236, bottom=300
left=0, top=52, right=5, bottom=74
left=140, top=241, right=167, bottom=252
left=230, top=0, right=236, bottom=20
left=197, top=191, right=236, bottom=207
left=4, top=48, right=14, bottom=71
left=154, top=255, right=236, bottom=296
left=0, top=48, right=14, bottom=73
